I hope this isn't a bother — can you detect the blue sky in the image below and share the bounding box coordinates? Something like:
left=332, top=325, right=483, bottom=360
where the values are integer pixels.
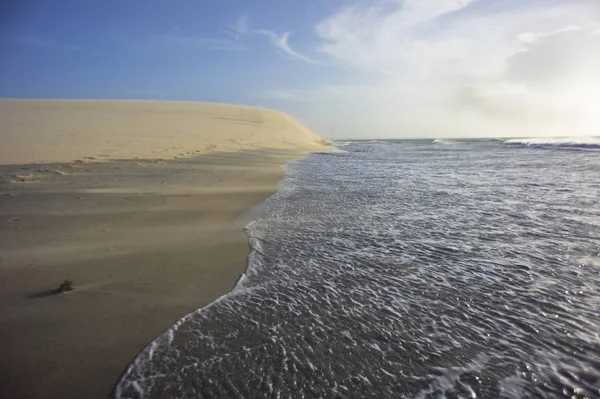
left=0, top=1, right=338, bottom=102
left=1, top=0, right=599, bottom=138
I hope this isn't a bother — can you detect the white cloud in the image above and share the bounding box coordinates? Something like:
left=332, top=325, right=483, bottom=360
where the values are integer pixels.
left=228, top=16, right=318, bottom=63
left=516, top=25, right=584, bottom=46
left=272, top=32, right=319, bottom=64
left=269, top=0, right=600, bottom=138
left=315, top=0, right=482, bottom=76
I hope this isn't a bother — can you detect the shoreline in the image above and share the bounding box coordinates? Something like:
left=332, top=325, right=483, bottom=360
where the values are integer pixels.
left=113, top=151, right=301, bottom=397
left=0, top=149, right=312, bottom=398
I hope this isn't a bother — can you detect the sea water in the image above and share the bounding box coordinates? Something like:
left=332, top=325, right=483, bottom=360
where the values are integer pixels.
left=115, top=139, right=600, bottom=398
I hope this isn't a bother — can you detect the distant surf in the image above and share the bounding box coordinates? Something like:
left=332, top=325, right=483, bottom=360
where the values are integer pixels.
left=503, top=136, right=600, bottom=148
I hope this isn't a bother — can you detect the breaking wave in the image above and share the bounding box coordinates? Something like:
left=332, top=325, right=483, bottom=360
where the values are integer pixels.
left=504, top=136, right=600, bottom=148
left=432, top=138, right=459, bottom=145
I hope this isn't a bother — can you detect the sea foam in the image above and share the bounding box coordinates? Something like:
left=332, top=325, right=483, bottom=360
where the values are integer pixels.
left=503, top=136, right=600, bottom=148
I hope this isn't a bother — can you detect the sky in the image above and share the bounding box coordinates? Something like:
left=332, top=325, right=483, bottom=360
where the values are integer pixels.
left=1, top=0, right=599, bottom=139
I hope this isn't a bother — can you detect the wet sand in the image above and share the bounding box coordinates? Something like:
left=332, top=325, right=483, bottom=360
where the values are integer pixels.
left=0, top=150, right=312, bottom=398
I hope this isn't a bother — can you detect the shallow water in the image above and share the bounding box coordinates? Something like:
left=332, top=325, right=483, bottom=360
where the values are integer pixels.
left=115, top=140, right=600, bottom=398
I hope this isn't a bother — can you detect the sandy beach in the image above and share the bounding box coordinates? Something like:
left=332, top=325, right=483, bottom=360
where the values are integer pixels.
left=0, top=100, right=329, bottom=398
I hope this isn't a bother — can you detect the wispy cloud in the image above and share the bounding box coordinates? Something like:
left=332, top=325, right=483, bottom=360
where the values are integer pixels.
left=126, top=18, right=315, bottom=62
left=271, top=32, right=318, bottom=64
left=226, top=16, right=318, bottom=63
left=267, top=0, right=600, bottom=138
left=12, top=36, right=79, bottom=51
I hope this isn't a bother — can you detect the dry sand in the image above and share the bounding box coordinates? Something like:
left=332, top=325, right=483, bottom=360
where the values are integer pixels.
left=0, top=99, right=327, bottom=165
left=0, top=100, right=329, bottom=398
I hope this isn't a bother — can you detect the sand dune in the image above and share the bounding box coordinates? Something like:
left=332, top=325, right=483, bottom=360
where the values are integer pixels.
left=0, top=99, right=327, bottom=165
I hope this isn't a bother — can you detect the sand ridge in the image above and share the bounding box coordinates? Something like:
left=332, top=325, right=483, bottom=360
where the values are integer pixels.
left=0, top=99, right=328, bottom=165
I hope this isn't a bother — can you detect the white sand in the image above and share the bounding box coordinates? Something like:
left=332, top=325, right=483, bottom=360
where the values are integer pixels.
left=0, top=99, right=327, bottom=165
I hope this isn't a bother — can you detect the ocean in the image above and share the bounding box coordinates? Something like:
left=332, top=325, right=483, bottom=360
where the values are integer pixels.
left=114, top=138, right=600, bottom=398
